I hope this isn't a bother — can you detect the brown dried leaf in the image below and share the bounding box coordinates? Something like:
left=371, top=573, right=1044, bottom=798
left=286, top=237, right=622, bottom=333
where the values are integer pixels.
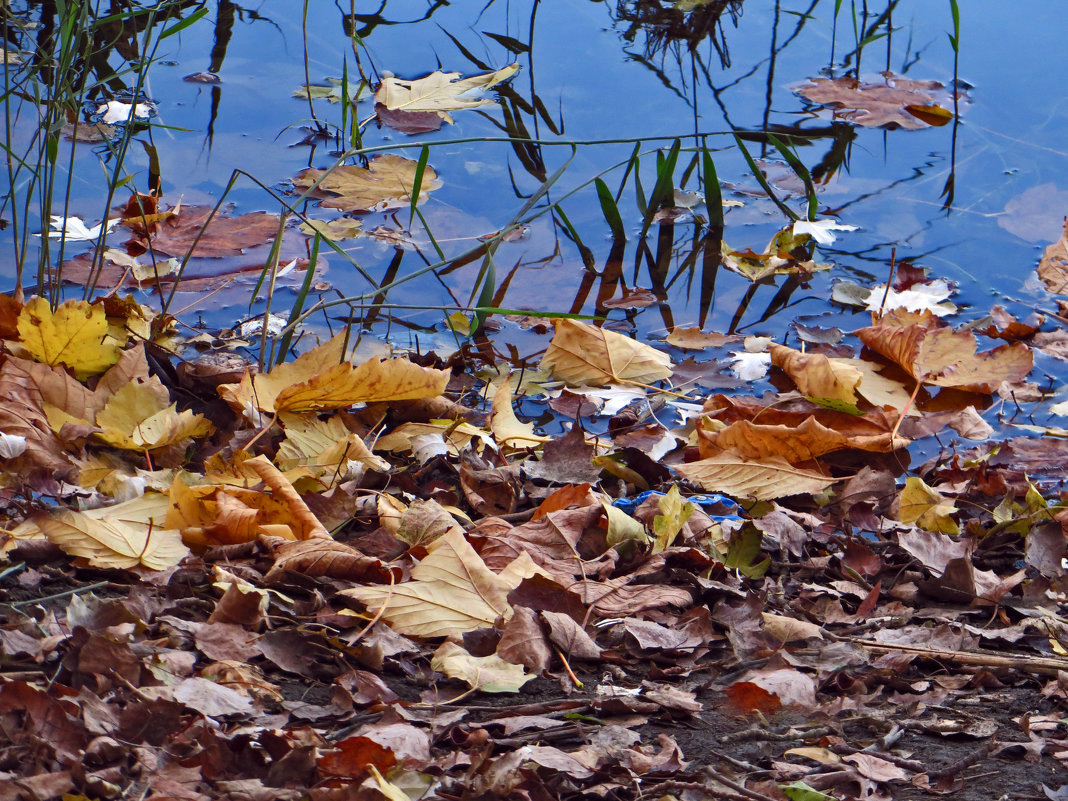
left=675, top=453, right=839, bottom=500
left=1038, top=218, right=1068, bottom=295
left=292, top=155, right=441, bottom=213
left=698, top=416, right=905, bottom=462
left=264, top=538, right=398, bottom=583
left=857, top=313, right=1033, bottom=393
left=541, top=318, right=673, bottom=386
left=340, top=529, right=525, bottom=637
left=664, top=327, right=739, bottom=350
left=794, top=73, right=963, bottom=129
left=769, top=344, right=860, bottom=410
left=137, top=206, right=281, bottom=259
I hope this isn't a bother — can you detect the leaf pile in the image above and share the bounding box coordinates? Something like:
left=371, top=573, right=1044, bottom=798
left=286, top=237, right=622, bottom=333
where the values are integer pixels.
left=6, top=288, right=1068, bottom=801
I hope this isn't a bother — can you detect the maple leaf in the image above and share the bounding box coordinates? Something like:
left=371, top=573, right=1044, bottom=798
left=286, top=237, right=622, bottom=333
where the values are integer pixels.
left=430, top=641, right=533, bottom=693
left=292, top=154, right=442, bottom=214
left=856, top=311, right=1033, bottom=393
left=340, top=529, right=538, bottom=637
left=16, top=297, right=123, bottom=380
left=794, top=73, right=965, bottom=129
left=675, top=453, right=839, bottom=500
left=894, top=476, right=960, bottom=535
left=275, top=412, right=389, bottom=482
left=541, top=319, right=673, bottom=387
left=94, top=380, right=214, bottom=451
left=275, top=358, right=450, bottom=413
left=375, top=64, right=519, bottom=130
left=218, top=334, right=449, bottom=416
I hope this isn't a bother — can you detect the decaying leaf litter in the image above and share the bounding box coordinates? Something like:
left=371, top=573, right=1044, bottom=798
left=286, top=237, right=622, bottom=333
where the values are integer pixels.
left=7, top=4, right=1068, bottom=801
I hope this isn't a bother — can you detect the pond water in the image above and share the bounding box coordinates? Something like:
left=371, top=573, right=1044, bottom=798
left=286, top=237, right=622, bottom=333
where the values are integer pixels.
left=4, top=0, right=1068, bottom=420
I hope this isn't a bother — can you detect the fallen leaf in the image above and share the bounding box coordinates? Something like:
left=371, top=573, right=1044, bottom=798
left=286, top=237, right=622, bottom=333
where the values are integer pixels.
left=999, top=185, right=1068, bottom=243
left=490, top=379, right=543, bottom=447
left=541, top=319, right=673, bottom=386
left=292, top=155, right=441, bottom=213
left=274, top=357, right=450, bottom=413
left=664, top=328, right=739, bottom=350
left=430, top=640, right=533, bottom=692
left=17, top=297, right=122, bottom=379
left=340, top=528, right=526, bottom=637
left=94, top=380, right=214, bottom=451
left=699, top=416, right=904, bottom=462
left=652, top=485, right=693, bottom=553
left=894, top=476, right=960, bottom=535
left=136, top=206, right=281, bottom=259
left=1038, top=219, right=1068, bottom=295
left=762, top=613, right=824, bottom=643
left=856, top=311, right=1033, bottom=393
left=794, top=73, right=964, bottom=129
left=375, top=64, right=519, bottom=130
left=36, top=509, right=189, bottom=570
left=770, top=344, right=860, bottom=410
left=675, top=453, right=839, bottom=500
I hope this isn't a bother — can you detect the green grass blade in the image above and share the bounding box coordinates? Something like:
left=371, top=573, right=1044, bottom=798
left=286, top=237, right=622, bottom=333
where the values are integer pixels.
left=276, top=232, right=321, bottom=366
left=410, top=145, right=430, bottom=228
left=648, top=138, right=681, bottom=216
left=733, top=133, right=799, bottom=221
left=159, top=7, right=209, bottom=40
left=766, top=133, right=818, bottom=221
left=595, top=177, right=625, bottom=240
left=702, top=146, right=723, bottom=230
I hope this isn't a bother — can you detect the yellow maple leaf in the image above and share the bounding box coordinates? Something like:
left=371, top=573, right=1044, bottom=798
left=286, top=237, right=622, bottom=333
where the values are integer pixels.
left=17, top=296, right=123, bottom=379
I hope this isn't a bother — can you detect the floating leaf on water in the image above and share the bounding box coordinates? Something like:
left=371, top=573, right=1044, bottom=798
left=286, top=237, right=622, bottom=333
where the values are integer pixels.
left=292, top=155, right=442, bottom=214
left=793, top=73, right=966, bottom=129
left=374, top=64, right=519, bottom=132
left=1038, top=219, right=1068, bottom=295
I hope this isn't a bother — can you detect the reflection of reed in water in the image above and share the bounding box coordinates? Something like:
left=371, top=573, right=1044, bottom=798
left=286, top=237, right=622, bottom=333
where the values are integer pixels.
left=612, top=0, right=744, bottom=66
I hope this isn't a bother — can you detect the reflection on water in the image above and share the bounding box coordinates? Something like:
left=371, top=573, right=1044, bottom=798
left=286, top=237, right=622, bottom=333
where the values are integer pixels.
left=1, top=0, right=1066, bottom=370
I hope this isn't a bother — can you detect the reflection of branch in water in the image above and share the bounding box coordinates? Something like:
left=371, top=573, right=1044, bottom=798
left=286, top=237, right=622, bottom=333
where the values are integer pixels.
left=613, top=0, right=743, bottom=67
left=342, top=0, right=451, bottom=41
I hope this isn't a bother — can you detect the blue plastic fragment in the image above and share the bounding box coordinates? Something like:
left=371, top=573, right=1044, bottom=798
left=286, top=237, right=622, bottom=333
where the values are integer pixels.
left=612, top=490, right=744, bottom=522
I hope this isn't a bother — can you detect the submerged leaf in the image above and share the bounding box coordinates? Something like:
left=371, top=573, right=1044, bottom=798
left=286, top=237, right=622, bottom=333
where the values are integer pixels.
left=794, top=73, right=965, bottom=129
